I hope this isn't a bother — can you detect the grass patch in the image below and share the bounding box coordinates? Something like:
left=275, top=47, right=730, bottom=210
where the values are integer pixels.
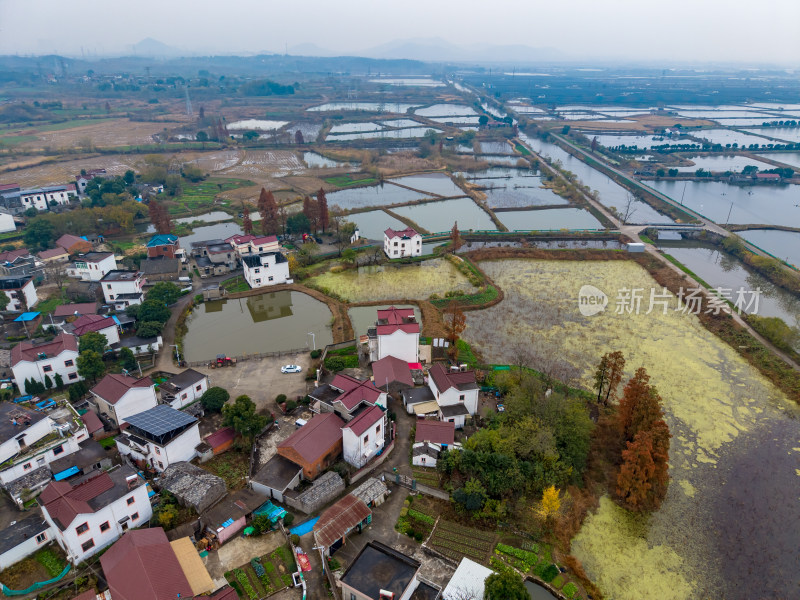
left=327, top=345, right=357, bottom=356
left=36, top=295, right=68, bottom=314
left=431, top=284, right=499, bottom=308
left=98, top=436, right=117, bottom=449
left=515, top=143, right=531, bottom=156
left=0, top=134, right=38, bottom=146
left=456, top=339, right=477, bottom=365
left=35, top=547, right=66, bottom=577
left=552, top=574, right=565, bottom=588
left=638, top=234, right=655, bottom=245
left=221, top=275, right=249, bottom=293
left=324, top=174, right=377, bottom=187
left=562, top=582, right=579, bottom=598
left=177, top=178, right=254, bottom=211
left=196, top=451, right=249, bottom=490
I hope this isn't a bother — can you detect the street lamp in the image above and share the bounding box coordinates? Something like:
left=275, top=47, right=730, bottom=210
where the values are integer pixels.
left=307, top=332, right=315, bottom=351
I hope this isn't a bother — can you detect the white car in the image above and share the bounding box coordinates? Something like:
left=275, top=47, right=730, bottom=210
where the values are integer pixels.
left=281, top=365, right=302, bottom=374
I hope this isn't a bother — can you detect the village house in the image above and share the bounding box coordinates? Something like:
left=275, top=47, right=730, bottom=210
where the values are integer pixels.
left=11, top=332, right=81, bottom=388
left=372, top=354, right=414, bottom=392
left=413, top=419, right=457, bottom=468
left=313, top=493, right=372, bottom=557
left=428, top=363, right=479, bottom=429
left=203, top=426, right=237, bottom=456
left=146, top=233, right=183, bottom=260
left=49, top=439, right=112, bottom=482
left=115, top=405, right=201, bottom=472
left=351, top=477, right=390, bottom=509
left=66, top=252, right=117, bottom=281
left=159, top=368, right=209, bottom=409
left=402, top=386, right=437, bottom=415
left=277, top=412, right=345, bottom=479
left=342, top=404, right=387, bottom=469
left=56, top=234, right=93, bottom=255
left=200, top=488, right=265, bottom=546
left=39, top=465, right=152, bottom=563
left=384, top=226, right=423, bottom=258
left=191, top=239, right=237, bottom=276
left=0, top=209, right=15, bottom=233
left=158, top=461, right=226, bottom=514
left=225, top=233, right=281, bottom=258
left=368, top=306, right=420, bottom=363
left=0, top=275, right=38, bottom=311
left=310, top=373, right=388, bottom=421
left=339, top=541, right=440, bottom=600
left=90, top=373, right=158, bottom=428
left=37, top=247, right=69, bottom=263
left=140, top=256, right=181, bottom=282
left=66, top=313, right=120, bottom=345
left=3, top=184, right=77, bottom=214
left=0, top=511, right=55, bottom=570
left=251, top=454, right=304, bottom=503
left=0, top=249, right=38, bottom=278
left=52, top=302, right=98, bottom=320
left=100, top=270, right=145, bottom=309
left=442, top=557, right=493, bottom=600
left=75, top=169, right=107, bottom=196
left=241, top=251, right=291, bottom=288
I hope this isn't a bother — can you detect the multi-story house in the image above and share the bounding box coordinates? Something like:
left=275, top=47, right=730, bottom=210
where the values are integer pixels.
left=39, top=465, right=152, bottom=563
left=241, top=252, right=290, bottom=289
left=383, top=226, right=422, bottom=258
left=427, top=363, right=479, bottom=429
left=146, top=234, right=183, bottom=260
left=367, top=306, right=420, bottom=363
left=341, top=405, right=387, bottom=469
left=67, top=314, right=120, bottom=346
left=0, top=275, right=38, bottom=311
left=66, top=252, right=117, bottom=281
left=309, top=374, right=387, bottom=421
left=56, top=234, right=93, bottom=255
left=89, top=373, right=158, bottom=428
left=100, top=270, right=145, bottom=309
left=11, top=333, right=81, bottom=388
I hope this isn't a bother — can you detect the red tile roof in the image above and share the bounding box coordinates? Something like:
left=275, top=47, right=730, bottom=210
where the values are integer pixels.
left=278, top=412, right=344, bottom=463
left=210, top=587, right=240, bottom=600
left=205, top=426, right=236, bottom=448
left=53, top=303, right=98, bottom=318
left=40, top=472, right=114, bottom=529
left=56, top=234, right=90, bottom=251
left=11, top=333, right=78, bottom=366
left=251, top=235, right=278, bottom=245
left=225, top=234, right=256, bottom=245
left=375, top=306, right=419, bottom=335
left=313, top=494, right=371, bottom=549
left=100, top=528, right=193, bottom=600
left=0, top=183, right=19, bottom=192
left=38, top=247, right=69, bottom=260
left=415, top=419, right=455, bottom=446
left=429, top=363, right=477, bottom=393
left=344, top=405, right=385, bottom=437
left=80, top=410, right=104, bottom=435
left=0, top=249, right=30, bottom=263
left=384, top=227, right=419, bottom=239
left=91, top=373, right=153, bottom=405
left=372, top=355, right=413, bottom=387
left=72, top=314, right=116, bottom=336
left=330, top=374, right=384, bottom=411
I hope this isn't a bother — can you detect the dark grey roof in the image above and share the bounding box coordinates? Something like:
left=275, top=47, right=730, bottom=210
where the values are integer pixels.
left=162, top=369, right=206, bottom=391
left=50, top=439, right=107, bottom=474
left=253, top=454, right=303, bottom=491
left=309, top=383, right=341, bottom=406
left=101, top=270, right=141, bottom=282
left=201, top=488, right=266, bottom=529
left=341, top=541, right=420, bottom=599
left=439, top=404, right=470, bottom=417
left=3, top=465, right=51, bottom=498
left=0, top=511, right=50, bottom=556
left=242, top=252, right=287, bottom=268
left=119, top=335, right=159, bottom=348
left=402, top=387, right=435, bottom=406
left=0, top=275, right=31, bottom=290
left=195, top=256, right=212, bottom=267
left=191, top=238, right=226, bottom=249
left=140, top=257, right=180, bottom=275
left=113, top=292, right=144, bottom=300
left=410, top=581, right=441, bottom=600
left=412, top=442, right=440, bottom=458
left=0, top=402, right=47, bottom=445
left=124, top=405, right=197, bottom=442
left=85, top=465, right=142, bottom=512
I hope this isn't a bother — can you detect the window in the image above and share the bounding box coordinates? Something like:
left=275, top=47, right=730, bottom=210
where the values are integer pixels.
left=53, top=444, right=64, bottom=456
left=181, top=393, right=187, bottom=400
left=23, top=462, right=31, bottom=471
left=195, top=384, right=202, bottom=391
left=364, top=434, right=369, bottom=443
left=99, top=522, right=110, bottom=533
left=459, top=394, right=465, bottom=402
left=131, top=512, right=139, bottom=521
left=393, top=242, right=398, bottom=246
left=64, top=359, right=74, bottom=367
left=35, top=532, right=47, bottom=544
left=155, top=447, right=161, bottom=455
left=376, top=424, right=381, bottom=434
left=68, top=373, right=78, bottom=380
left=254, top=268, right=260, bottom=274
left=351, top=594, right=356, bottom=600
left=126, top=496, right=135, bottom=505
left=106, top=284, right=112, bottom=289
left=37, top=457, right=45, bottom=466
left=158, top=461, right=164, bottom=469
left=268, top=276, right=273, bottom=282
left=81, top=539, right=95, bottom=552
left=75, top=523, right=89, bottom=535
left=254, top=279, right=261, bottom=284
left=43, top=365, right=53, bottom=373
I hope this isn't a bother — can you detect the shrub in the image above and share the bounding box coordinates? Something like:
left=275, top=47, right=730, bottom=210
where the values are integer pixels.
left=540, top=564, right=560, bottom=583
left=310, top=349, right=321, bottom=359
left=283, top=513, right=294, bottom=527
left=408, top=509, right=435, bottom=525
left=275, top=394, right=287, bottom=404
left=285, top=400, right=298, bottom=412
left=414, top=531, right=424, bottom=542
left=200, top=386, right=230, bottom=412
left=562, top=582, right=579, bottom=598
left=291, top=533, right=300, bottom=545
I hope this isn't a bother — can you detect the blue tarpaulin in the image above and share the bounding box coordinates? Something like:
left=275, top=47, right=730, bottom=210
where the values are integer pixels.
left=221, top=518, right=235, bottom=528
left=14, top=312, right=40, bottom=322
left=53, top=466, right=80, bottom=481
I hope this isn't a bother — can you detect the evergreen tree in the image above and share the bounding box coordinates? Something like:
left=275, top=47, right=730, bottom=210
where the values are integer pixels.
left=317, top=188, right=329, bottom=232
left=54, top=373, right=64, bottom=390
left=44, top=374, right=53, bottom=390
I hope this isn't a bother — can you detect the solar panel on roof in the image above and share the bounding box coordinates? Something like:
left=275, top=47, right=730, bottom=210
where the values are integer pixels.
left=124, top=404, right=196, bottom=436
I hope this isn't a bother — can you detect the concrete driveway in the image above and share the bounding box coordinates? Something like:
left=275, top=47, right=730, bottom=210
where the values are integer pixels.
left=203, top=529, right=286, bottom=580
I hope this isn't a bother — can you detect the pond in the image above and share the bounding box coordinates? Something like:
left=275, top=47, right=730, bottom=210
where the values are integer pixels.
left=496, top=208, right=603, bottom=231
left=756, top=151, right=800, bottom=169
left=476, top=154, right=521, bottom=166
left=325, top=184, right=430, bottom=211
left=176, top=210, right=231, bottom=224
left=289, top=122, right=323, bottom=142
left=303, top=152, right=348, bottom=169
left=414, top=104, right=478, bottom=117
left=695, top=129, right=774, bottom=147
left=477, top=141, right=514, bottom=154
left=520, top=136, right=675, bottom=224
left=328, top=122, right=385, bottom=134
left=656, top=241, right=800, bottom=332
left=308, top=258, right=478, bottom=302
left=307, top=102, right=420, bottom=113
left=673, top=155, right=774, bottom=172
left=463, top=259, right=799, bottom=600
left=227, top=119, right=289, bottom=131
left=348, top=304, right=421, bottom=339
left=482, top=180, right=568, bottom=209
left=647, top=180, right=800, bottom=228
left=380, top=118, right=422, bottom=128
left=369, top=78, right=443, bottom=87
left=745, top=127, right=800, bottom=144
left=392, top=198, right=497, bottom=233
left=429, top=116, right=483, bottom=125
left=525, top=580, right=559, bottom=600
left=347, top=210, right=408, bottom=240
left=457, top=167, right=540, bottom=189
left=328, top=127, right=442, bottom=141
left=182, top=291, right=333, bottom=362
left=178, top=222, right=243, bottom=248
left=389, top=173, right=465, bottom=197
left=591, top=133, right=689, bottom=150
left=738, top=229, right=800, bottom=267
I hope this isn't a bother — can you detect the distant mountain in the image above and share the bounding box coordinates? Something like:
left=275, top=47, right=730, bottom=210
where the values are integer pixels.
left=358, top=37, right=567, bottom=64
left=287, top=43, right=336, bottom=57
left=130, top=37, right=184, bottom=58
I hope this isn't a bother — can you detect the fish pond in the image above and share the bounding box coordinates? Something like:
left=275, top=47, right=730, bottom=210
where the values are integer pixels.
left=496, top=208, right=603, bottom=231
left=738, top=229, right=800, bottom=267
left=325, top=184, right=430, bottom=211
left=227, top=119, right=289, bottom=131
left=673, top=155, right=774, bottom=172
left=183, top=290, right=333, bottom=361
left=756, top=151, right=800, bottom=169
left=178, top=222, right=243, bottom=248
left=389, top=173, right=465, bottom=197
left=391, top=198, right=497, bottom=233
left=347, top=210, right=409, bottom=240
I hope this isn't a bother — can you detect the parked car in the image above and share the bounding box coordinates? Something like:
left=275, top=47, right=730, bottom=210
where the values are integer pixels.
left=281, top=364, right=302, bottom=374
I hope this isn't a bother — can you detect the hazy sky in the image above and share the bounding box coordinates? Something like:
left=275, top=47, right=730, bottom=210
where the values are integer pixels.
left=1, top=0, right=799, bottom=64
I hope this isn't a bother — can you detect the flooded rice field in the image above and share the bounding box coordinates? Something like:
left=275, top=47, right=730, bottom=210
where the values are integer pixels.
left=308, top=258, right=477, bottom=302
left=380, top=118, right=422, bottom=128
left=288, top=122, right=323, bottom=142
left=307, top=102, right=420, bottom=113
left=227, top=119, right=289, bottom=131
left=462, top=259, right=799, bottom=600
left=302, top=152, right=348, bottom=169
left=482, top=181, right=569, bottom=208
left=496, top=208, right=603, bottom=230
left=348, top=304, right=421, bottom=338
left=391, top=198, right=496, bottom=233
left=325, top=183, right=429, bottom=210
left=695, top=129, right=774, bottom=147
left=414, top=104, right=478, bottom=117
left=183, top=290, right=333, bottom=361
left=737, top=229, right=800, bottom=267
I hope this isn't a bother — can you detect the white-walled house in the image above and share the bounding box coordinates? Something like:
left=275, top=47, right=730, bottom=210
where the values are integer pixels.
left=159, top=369, right=209, bottom=409
left=428, top=363, right=479, bottom=429
left=0, top=210, right=15, bottom=234
left=368, top=306, right=420, bottom=363
left=39, top=465, right=152, bottom=564
left=18, top=185, right=76, bottom=212
left=342, top=405, right=386, bottom=469
left=242, top=252, right=290, bottom=289
left=225, top=234, right=280, bottom=258
left=115, top=405, right=201, bottom=473
left=11, top=333, right=81, bottom=388
left=0, top=512, right=55, bottom=570
left=100, top=270, right=145, bottom=309
left=0, top=276, right=38, bottom=311
left=68, top=314, right=120, bottom=346
left=90, top=373, right=158, bottom=428
left=383, top=227, right=422, bottom=258
left=67, top=252, right=117, bottom=282
left=309, top=373, right=387, bottom=421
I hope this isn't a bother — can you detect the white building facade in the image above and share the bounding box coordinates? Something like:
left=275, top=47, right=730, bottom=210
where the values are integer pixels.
left=19, top=186, right=75, bottom=212
left=90, top=374, right=158, bottom=428
left=100, top=271, right=145, bottom=308
left=11, top=333, right=81, bottom=388
left=116, top=420, right=201, bottom=473
left=368, top=306, right=420, bottom=363
left=67, top=253, right=117, bottom=281
left=242, top=252, right=291, bottom=289
left=383, top=227, right=422, bottom=258
left=342, top=405, right=386, bottom=469
left=0, top=277, right=38, bottom=311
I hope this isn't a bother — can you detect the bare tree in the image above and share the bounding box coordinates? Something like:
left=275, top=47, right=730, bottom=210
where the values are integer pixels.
left=619, top=193, right=638, bottom=225
left=44, top=263, right=69, bottom=292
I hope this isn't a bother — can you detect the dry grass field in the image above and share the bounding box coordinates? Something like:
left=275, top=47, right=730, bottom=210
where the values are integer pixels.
left=557, top=115, right=716, bottom=132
